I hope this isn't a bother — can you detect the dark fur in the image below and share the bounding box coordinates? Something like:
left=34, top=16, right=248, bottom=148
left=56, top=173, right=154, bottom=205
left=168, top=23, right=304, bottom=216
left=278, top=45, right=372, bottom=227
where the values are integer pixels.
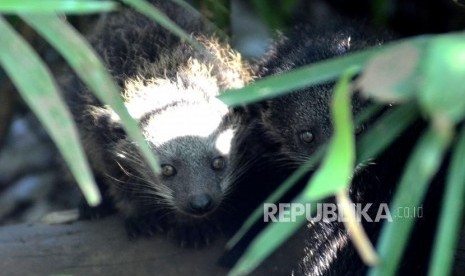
left=63, top=1, right=253, bottom=246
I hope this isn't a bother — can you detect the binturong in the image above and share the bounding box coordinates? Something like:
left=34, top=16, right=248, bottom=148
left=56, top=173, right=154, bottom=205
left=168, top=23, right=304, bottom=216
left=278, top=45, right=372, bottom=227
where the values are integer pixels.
left=221, top=21, right=391, bottom=274
left=62, top=1, right=254, bottom=246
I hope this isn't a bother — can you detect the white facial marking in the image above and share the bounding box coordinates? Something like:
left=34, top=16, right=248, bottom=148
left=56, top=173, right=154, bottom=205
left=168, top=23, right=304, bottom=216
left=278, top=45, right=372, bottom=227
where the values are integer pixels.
left=215, top=129, right=235, bottom=155
left=145, top=104, right=227, bottom=146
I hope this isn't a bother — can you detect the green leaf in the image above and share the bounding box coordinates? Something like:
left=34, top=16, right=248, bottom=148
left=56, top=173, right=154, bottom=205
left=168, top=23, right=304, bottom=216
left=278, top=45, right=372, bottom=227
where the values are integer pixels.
left=358, top=32, right=465, bottom=124
left=304, top=67, right=356, bottom=200
left=22, top=13, right=161, bottom=177
left=356, top=41, right=423, bottom=103
left=120, top=0, right=203, bottom=51
left=419, top=32, right=465, bottom=124
left=428, top=125, right=465, bottom=276
left=219, top=46, right=381, bottom=106
left=0, top=16, right=100, bottom=205
left=369, top=124, right=452, bottom=276
left=0, top=0, right=118, bottom=14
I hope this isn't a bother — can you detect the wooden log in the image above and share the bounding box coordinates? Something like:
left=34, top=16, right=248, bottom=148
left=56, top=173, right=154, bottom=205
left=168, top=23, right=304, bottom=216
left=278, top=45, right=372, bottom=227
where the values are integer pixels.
left=0, top=215, right=229, bottom=276
left=0, top=213, right=305, bottom=276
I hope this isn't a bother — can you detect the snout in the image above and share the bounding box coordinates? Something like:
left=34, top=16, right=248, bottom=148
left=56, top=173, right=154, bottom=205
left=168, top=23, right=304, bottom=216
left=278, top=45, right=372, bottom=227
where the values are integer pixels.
left=185, top=193, right=216, bottom=216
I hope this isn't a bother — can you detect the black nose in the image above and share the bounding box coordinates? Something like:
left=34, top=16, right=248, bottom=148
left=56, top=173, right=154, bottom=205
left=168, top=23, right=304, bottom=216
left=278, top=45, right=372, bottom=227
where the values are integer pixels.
left=188, top=194, right=214, bottom=215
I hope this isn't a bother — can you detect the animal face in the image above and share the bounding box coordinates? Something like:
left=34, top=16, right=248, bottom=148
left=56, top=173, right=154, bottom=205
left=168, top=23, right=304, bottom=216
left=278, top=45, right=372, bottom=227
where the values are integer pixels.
left=108, top=100, right=239, bottom=219
left=261, top=84, right=333, bottom=165
left=261, top=83, right=365, bottom=166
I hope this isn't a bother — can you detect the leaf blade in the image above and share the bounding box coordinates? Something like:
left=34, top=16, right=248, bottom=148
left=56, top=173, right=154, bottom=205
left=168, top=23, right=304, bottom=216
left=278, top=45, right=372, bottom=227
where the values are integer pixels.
left=428, top=125, right=465, bottom=276
left=0, top=0, right=118, bottom=14
left=0, top=16, right=100, bottom=205
left=420, top=33, right=465, bottom=124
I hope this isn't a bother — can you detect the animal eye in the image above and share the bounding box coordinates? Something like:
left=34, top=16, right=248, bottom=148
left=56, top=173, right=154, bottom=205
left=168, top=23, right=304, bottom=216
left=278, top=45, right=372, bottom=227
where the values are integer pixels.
left=211, top=156, right=225, bottom=171
left=355, top=124, right=365, bottom=135
left=300, top=131, right=314, bottom=143
left=161, top=164, right=176, bottom=177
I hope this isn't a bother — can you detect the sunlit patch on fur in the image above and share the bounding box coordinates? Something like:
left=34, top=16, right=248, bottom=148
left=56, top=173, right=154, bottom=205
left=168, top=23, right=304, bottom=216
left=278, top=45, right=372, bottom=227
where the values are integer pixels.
left=143, top=104, right=227, bottom=146
left=215, top=129, right=235, bottom=156
left=335, top=36, right=352, bottom=54
left=195, top=35, right=254, bottom=88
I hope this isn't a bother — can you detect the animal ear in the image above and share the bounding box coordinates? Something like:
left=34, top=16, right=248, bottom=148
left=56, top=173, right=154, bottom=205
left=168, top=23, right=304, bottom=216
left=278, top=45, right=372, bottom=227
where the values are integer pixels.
left=89, top=106, right=127, bottom=142
left=229, top=105, right=254, bottom=125
left=234, top=100, right=270, bottom=122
